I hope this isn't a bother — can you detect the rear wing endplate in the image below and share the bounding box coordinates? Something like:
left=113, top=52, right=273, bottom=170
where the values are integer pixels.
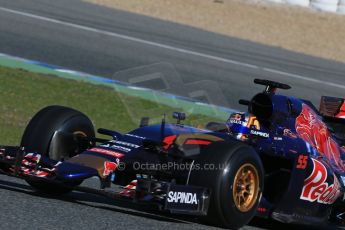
left=320, top=96, right=345, bottom=119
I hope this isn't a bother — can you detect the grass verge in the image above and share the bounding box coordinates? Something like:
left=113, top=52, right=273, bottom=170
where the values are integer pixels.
left=0, top=66, right=220, bottom=145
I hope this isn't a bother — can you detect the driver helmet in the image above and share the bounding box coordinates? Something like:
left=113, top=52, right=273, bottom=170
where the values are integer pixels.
left=226, top=112, right=260, bottom=140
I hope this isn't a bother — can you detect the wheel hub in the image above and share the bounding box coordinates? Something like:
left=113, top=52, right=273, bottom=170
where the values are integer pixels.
left=232, top=163, right=259, bottom=212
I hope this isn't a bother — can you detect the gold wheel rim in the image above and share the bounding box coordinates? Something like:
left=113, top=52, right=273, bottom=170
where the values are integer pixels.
left=232, top=163, right=259, bottom=212
left=73, top=131, right=87, bottom=137
left=71, top=131, right=88, bottom=157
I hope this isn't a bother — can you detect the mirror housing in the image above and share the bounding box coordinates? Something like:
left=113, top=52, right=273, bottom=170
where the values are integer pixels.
left=172, top=112, right=186, bottom=124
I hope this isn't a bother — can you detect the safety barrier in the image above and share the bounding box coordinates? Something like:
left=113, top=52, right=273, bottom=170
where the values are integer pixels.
left=266, top=0, right=344, bottom=14
left=339, top=0, right=345, bottom=14
left=285, top=0, right=309, bottom=7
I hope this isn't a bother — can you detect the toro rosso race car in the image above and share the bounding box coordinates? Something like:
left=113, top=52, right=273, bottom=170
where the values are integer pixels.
left=1, top=79, right=345, bottom=229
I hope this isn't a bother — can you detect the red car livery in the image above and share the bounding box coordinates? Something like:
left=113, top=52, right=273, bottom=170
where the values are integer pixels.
left=296, top=104, right=345, bottom=172
left=300, top=158, right=341, bottom=204
left=337, top=102, right=345, bottom=119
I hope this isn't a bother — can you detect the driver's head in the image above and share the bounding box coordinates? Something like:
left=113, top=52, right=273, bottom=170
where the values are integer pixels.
left=226, top=112, right=260, bottom=140
left=230, top=113, right=243, bottom=121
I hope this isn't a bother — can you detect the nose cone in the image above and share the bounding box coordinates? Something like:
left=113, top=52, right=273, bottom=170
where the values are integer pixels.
left=56, top=161, right=99, bottom=180
left=56, top=153, right=121, bottom=181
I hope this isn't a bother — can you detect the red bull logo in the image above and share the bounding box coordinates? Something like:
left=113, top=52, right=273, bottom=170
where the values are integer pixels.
left=103, top=161, right=118, bottom=177
left=300, top=158, right=341, bottom=204
left=296, top=104, right=345, bottom=172
left=89, top=148, right=125, bottom=158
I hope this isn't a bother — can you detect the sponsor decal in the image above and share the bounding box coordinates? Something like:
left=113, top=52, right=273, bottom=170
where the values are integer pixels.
left=89, top=148, right=125, bottom=158
left=103, top=160, right=119, bottom=177
left=300, top=158, right=341, bottom=204
left=296, top=155, right=308, bottom=169
left=109, top=140, right=140, bottom=149
left=99, top=144, right=132, bottom=153
left=296, top=104, right=345, bottom=172
left=250, top=130, right=269, bottom=138
left=229, top=119, right=243, bottom=125
left=167, top=191, right=198, bottom=205
left=125, top=134, right=146, bottom=139
left=227, top=113, right=246, bottom=127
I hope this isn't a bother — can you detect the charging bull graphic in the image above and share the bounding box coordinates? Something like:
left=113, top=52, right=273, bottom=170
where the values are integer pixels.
left=103, top=161, right=119, bottom=177
left=296, top=104, right=345, bottom=172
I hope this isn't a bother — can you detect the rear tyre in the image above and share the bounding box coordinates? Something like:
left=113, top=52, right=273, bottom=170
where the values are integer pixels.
left=21, top=105, right=95, bottom=194
left=189, top=142, right=264, bottom=229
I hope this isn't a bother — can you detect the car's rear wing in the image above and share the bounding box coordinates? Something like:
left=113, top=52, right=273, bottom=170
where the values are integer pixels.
left=319, top=96, right=345, bottom=119
left=320, top=96, right=345, bottom=146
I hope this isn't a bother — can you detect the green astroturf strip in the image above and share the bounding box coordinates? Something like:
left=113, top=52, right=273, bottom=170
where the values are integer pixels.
left=0, top=66, right=225, bottom=145
left=0, top=54, right=231, bottom=119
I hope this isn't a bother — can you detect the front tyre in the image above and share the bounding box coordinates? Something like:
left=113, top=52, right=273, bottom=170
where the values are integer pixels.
left=21, top=105, right=95, bottom=160
left=189, top=142, right=264, bottom=229
left=21, top=105, right=95, bottom=194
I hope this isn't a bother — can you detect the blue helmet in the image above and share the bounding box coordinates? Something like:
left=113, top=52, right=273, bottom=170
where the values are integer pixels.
left=226, top=112, right=260, bottom=140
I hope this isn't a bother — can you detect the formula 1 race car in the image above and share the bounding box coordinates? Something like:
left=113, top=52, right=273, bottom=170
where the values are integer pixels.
left=1, top=79, right=345, bottom=229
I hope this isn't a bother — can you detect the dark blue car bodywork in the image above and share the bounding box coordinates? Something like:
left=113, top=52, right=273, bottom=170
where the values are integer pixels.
left=1, top=79, right=345, bottom=226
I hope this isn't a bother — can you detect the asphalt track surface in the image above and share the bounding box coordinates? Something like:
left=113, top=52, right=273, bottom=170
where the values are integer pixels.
left=0, top=0, right=345, bottom=229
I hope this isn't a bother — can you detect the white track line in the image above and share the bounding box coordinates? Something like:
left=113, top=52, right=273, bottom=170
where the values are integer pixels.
left=1, top=6, right=344, bottom=90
